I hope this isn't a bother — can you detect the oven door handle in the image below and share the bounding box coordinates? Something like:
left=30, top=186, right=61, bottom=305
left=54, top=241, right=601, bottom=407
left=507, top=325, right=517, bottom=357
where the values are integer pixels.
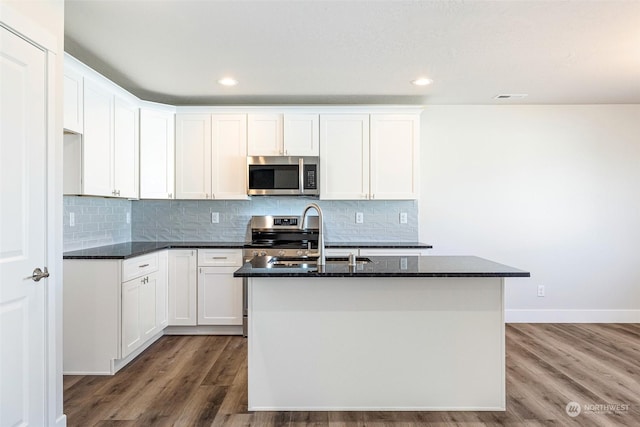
left=298, top=157, right=304, bottom=195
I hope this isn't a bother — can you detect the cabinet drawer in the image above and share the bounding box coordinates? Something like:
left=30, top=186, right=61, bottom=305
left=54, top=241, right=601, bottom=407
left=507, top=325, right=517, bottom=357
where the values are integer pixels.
left=198, top=249, right=242, bottom=267
left=122, top=252, right=159, bottom=282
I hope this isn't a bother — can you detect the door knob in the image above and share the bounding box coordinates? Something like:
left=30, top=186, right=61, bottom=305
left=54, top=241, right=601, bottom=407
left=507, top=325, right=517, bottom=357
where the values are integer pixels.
left=26, top=267, right=49, bottom=282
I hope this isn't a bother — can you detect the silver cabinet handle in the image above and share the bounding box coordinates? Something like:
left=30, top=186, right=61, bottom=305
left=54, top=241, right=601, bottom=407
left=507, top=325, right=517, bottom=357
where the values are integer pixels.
left=139, top=264, right=149, bottom=268
left=168, top=193, right=173, bottom=199
left=212, top=256, right=227, bottom=260
left=26, top=267, right=49, bottom=282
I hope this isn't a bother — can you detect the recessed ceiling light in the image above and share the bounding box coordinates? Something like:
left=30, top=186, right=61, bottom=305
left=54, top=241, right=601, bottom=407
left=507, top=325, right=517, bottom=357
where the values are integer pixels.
left=218, top=77, right=238, bottom=86
left=494, top=94, right=528, bottom=99
left=411, top=77, right=433, bottom=86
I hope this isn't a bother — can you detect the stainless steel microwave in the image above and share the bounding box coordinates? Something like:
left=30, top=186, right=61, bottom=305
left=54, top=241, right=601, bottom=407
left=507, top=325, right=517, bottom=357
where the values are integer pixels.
left=247, top=156, right=319, bottom=196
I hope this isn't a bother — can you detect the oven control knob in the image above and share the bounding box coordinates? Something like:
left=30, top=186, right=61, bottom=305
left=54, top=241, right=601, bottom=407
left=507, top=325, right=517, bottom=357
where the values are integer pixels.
left=252, top=251, right=258, bottom=257
left=278, top=250, right=286, bottom=256
left=296, top=250, right=303, bottom=256
left=259, top=251, right=267, bottom=257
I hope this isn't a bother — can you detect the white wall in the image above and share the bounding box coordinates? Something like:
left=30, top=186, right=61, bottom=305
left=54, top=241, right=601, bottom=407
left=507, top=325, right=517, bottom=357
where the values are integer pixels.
left=420, top=105, right=640, bottom=322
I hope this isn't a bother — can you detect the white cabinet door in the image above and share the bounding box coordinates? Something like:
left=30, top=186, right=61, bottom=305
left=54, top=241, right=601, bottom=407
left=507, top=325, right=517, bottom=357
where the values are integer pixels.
left=140, top=272, right=158, bottom=341
left=168, top=250, right=197, bottom=326
left=284, top=114, right=319, bottom=156
left=370, top=114, right=419, bottom=200
left=140, top=107, right=175, bottom=199
left=198, top=266, right=243, bottom=326
left=113, top=96, right=139, bottom=199
left=175, top=114, right=212, bottom=199
left=156, top=250, right=169, bottom=330
left=320, top=114, right=370, bottom=200
left=248, top=113, right=283, bottom=156
left=211, top=114, right=248, bottom=199
left=121, top=276, right=142, bottom=358
left=122, top=272, right=158, bottom=358
left=83, top=80, right=113, bottom=197
left=63, top=66, right=83, bottom=133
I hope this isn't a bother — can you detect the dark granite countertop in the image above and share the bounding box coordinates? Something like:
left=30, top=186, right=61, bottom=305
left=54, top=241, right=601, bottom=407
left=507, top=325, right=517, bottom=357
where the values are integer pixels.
left=63, top=241, right=247, bottom=259
left=63, top=241, right=433, bottom=260
left=234, top=255, right=530, bottom=278
left=325, top=242, right=431, bottom=249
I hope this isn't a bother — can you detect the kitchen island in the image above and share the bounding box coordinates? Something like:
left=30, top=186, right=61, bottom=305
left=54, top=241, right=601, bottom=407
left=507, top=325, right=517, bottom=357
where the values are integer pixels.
left=234, top=256, right=529, bottom=411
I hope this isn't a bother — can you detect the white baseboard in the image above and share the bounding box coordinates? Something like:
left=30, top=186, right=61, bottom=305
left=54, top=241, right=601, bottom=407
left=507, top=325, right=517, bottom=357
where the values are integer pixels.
left=55, top=414, right=67, bottom=427
left=506, top=309, right=640, bottom=323
left=164, top=325, right=243, bottom=335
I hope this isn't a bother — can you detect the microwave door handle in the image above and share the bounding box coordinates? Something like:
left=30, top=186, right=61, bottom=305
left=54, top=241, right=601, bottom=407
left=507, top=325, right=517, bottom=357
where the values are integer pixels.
left=298, top=157, right=304, bottom=194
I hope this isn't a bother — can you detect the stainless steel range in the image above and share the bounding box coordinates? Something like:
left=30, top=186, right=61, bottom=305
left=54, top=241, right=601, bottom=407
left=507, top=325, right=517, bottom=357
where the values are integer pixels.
left=241, top=215, right=319, bottom=336
left=243, top=215, right=319, bottom=259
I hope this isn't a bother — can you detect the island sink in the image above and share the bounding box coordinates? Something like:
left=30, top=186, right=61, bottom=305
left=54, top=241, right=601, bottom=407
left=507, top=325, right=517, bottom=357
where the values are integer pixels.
left=266, top=256, right=372, bottom=268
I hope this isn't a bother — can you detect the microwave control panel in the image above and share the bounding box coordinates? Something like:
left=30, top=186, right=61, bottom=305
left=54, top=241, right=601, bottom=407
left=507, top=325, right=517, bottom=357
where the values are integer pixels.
left=304, top=164, right=317, bottom=190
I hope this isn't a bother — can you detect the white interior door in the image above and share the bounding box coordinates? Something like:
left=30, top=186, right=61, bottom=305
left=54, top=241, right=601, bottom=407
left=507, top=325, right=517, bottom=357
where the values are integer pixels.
left=0, top=26, right=48, bottom=426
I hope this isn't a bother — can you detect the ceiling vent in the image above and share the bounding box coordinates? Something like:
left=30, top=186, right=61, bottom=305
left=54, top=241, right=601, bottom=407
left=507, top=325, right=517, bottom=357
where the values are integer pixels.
left=494, top=94, right=528, bottom=99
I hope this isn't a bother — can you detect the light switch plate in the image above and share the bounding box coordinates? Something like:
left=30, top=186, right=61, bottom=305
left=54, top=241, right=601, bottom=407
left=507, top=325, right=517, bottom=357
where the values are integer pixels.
left=126, top=212, right=131, bottom=224
left=211, top=212, right=220, bottom=224
left=400, top=212, right=408, bottom=224
left=69, top=212, right=75, bottom=227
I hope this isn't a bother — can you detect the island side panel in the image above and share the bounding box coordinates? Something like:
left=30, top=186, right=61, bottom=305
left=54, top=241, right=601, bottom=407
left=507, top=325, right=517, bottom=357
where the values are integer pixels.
left=248, top=277, right=505, bottom=411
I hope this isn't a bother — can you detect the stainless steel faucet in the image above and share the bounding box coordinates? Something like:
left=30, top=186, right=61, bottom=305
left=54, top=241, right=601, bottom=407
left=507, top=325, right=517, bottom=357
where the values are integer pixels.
left=301, top=203, right=325, bottom=265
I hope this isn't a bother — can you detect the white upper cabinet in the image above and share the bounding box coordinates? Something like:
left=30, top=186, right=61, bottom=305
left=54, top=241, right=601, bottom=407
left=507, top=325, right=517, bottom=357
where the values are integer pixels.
left=247, top=113, right=283, bottom=156
left=320, top=114, right=370, bottom=200
left=175, top=113, right=248, bottom=200
left=175, top=114, right=212, bottom=199
left=249, top=113, right=320, bottom=156
left=369, top=114, right=420, bottom=200
left=140, top=105, right=175, bottom=199
left=63, top=66, right=83, bottom=133
left=83, top=80, right=114, bottom=197
left=211, top=114, right=248, bottom=199
left=113, top=96, right=139, bottom=199
left=320, top=113, right=420, bottom=200
left=78, top=78, right=139, bottom=199
left=283, top=114, right=320, bottom=156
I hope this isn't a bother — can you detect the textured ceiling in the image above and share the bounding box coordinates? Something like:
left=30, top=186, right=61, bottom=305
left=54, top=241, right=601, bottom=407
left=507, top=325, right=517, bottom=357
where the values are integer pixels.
left=64, top=0, right=640, bottom=105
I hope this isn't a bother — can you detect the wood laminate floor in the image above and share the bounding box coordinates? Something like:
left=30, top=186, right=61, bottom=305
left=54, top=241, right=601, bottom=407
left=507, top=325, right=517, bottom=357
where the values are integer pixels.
left=64, top=324, right=640, bottom=426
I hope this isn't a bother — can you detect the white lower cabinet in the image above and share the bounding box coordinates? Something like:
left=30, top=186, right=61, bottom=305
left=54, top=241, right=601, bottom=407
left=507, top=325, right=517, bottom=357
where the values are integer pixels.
left=198, top=266, right=243, bottom=325
left=121, top=271, right=158, bottom=358
left=197, top=249, right=243, bottom=326
left=168, top=249, right=197, bottom=326
left=63, top=251, right=168, bottom=375
left=167, top=248, right=243, bottom=328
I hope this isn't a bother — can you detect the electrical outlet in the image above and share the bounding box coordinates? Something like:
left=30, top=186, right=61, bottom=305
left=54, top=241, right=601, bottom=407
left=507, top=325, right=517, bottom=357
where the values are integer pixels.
left=69, top=212, right=75, bottom=227
left=399, top=212, right=408, bottom=224
left=211, top=212, right=219, bottom=224
left=537, top=285, right=545, bottom=297
left=126, top=212, right=131, bottom=224
left=355, top=212, right=364, bottom=224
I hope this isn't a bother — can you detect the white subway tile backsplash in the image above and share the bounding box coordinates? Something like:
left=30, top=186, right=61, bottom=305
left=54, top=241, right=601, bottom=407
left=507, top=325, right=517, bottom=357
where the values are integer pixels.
left=64, top=196, right=419, bottom=250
